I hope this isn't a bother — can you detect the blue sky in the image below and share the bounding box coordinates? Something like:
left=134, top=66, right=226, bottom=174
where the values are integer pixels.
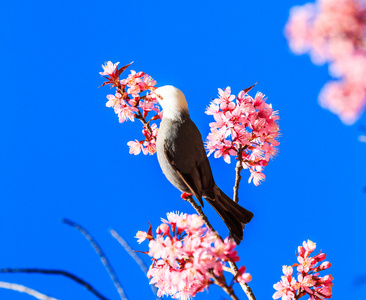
left=1, top=0, right=366, bottom=299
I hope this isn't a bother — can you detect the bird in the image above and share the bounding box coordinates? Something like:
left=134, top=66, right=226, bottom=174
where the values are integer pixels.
left=153, top=85, right=253, bottom=244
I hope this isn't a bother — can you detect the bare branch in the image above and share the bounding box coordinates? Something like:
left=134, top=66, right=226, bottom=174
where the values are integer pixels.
left=0, top=268, right=108, bottom=300
left=0, top=281, right=58, bottom=300
left=223, top=266, right=235, bottom=274
left=184, top=196, right=256, bottom=300
left=233, top=146, right=244, bottom=203
left=62, top=219, right=127, bottom=300
left=109, top=229, right=161, bottom=300
left=185, top=196, right=217, bottom=236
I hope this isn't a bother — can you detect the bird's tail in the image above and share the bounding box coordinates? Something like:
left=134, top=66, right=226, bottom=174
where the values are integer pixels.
left=206, top=185, right=253, bottom=244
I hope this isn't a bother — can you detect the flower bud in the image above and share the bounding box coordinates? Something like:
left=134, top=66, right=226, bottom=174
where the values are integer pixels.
left=282, top=265, right=293, bottom=276
left=315, top=253, right=326, bottom=262
left=159, top=224, right=171, bottom=236
left=298, top=246, right=305, bottom=256
left=239, top=273, right=252, bottom=283
left=237, top=266, right=247, bottom=275
left=319, top=261, right=331, bottom=270
left=258, top=160, right=269, bottom=166
left=321, top=274, right=333, bottom=283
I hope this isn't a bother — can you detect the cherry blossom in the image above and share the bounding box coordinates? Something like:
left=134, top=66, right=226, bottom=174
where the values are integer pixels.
left=273, top=240, right=333, bottom=300
left=206, top=86, right=280, bottom=185
left=100, top=61, right=160, bottom=155
left=136, top=212, right=251, bottom=300
left=99, top=61, right=120, bottom=76
left=285, top=0, right=366, bottom=124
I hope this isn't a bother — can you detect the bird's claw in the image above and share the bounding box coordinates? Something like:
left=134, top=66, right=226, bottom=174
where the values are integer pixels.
left=181, top=192, right=193, bottom=200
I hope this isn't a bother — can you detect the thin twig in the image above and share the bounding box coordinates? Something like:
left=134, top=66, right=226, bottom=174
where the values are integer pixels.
left=0, top=281, right=58, bottom=300
left=208, top=271, right=239, bottom=300
left=0, top=268, right=108, bottom=300
left=62, top=219, right=127, bottom=300
left=233, top=146, right=244, bottom=203
left=185, top=196, right=256, bottom=300
left=109, top=229, right=161, bottom=300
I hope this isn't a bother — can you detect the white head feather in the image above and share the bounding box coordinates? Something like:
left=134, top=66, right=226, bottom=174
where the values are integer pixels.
left=153, top=85, right=189, bottom=120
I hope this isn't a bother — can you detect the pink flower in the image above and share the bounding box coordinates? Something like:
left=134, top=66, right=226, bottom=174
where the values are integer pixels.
left=127, top=140, right=143, bottom=155
left=99, top=61, right=120, bottom=75
left=135, top=231, right=150, bottom=243
left=274, top=240, right=333, bottom=300
left=137, top=212, right=250, bottom=299
left=319, top=79, right=366, bottom=125
left=101, top=63, right=161, bottom=155
left=297, top=256, right=313, bottom=273
left=140, top=123, right=158, bottom=155
left=138, top=74, right=157, bottom=92
left=283, top=266, right=293, bottom=277
left=248, top=169, right=266, bottom=186
left=273, top=275, right=299, bottom=300
left=303, top=239, right=316, bottom=253
left=157, top=224, right=170, bottom=236
left=116, top=103, right=138, bottom=123
left=105, top=94, right=120, bottom=108
left=206, top=86, right=280, bottom=185
left=285, top=0, right=366, bottom=124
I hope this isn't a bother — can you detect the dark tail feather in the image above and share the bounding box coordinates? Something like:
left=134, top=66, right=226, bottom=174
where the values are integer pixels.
left=205, top=186, right=253, bottom=244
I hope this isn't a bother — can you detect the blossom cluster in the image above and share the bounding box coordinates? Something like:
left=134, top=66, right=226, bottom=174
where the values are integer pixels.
left=273, top=240, right=333, bottom=300
left=136, top=212, right=251, bottom=300
left=285, top=0, right=366, bottom=124
left=100, top=61, right=160, bottom=155
left=205, top=86, right=280, bottom=186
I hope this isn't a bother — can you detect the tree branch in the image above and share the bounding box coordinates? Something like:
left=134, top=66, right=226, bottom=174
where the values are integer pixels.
left=233, top=146, right=244, bottom=203
left=62, top=219, right=127, bottom=300
left=0, top=268, right=108, bottom=300
left=184, top=196, right=256, bottom=300
left=0, top=281, right=58, bottom=300
left=208, top=271, right=239, bottom=300
left=109, top=229, right=161, bottom=300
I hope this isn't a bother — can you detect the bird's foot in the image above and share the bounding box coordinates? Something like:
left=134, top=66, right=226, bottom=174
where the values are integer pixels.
left=181, top=192, right=193, bottom=200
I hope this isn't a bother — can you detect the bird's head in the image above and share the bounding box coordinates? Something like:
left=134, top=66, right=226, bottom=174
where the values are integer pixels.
left=152, top=85, right=189, bottom=120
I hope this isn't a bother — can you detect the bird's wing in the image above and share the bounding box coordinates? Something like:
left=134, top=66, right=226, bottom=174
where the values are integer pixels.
left=163, top=144, right=205, bottom=207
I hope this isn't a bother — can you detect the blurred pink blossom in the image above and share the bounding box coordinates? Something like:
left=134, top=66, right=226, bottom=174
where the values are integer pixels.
left=285, top=0, right=366, bottom=124
left=137, top=212, right=251, bottom=299
left=206, top=87, right=280, bottom=185
left=273, top=240, right=333, bottom=300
